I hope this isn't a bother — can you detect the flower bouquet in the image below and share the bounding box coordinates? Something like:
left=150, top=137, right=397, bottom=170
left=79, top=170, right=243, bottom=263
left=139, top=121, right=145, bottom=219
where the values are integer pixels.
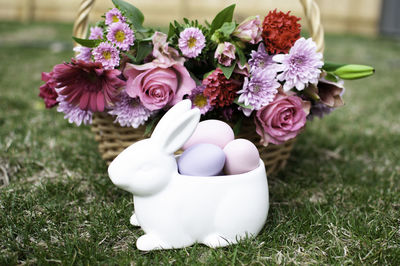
left=39, top=0, right=374, bottom=174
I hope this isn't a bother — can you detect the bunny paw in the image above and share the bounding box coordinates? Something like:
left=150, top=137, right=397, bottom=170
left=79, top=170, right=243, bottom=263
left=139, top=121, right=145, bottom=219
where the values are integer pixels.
left=136, top=234, right=169, bottom=251
left=130, top=213, right=140, bottom=227
left=202, top=234, right=231, bottom=248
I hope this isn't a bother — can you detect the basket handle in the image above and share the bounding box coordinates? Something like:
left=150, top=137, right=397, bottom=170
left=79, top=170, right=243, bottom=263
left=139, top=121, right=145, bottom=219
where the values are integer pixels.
left=73, top=0, right=324, bottom=53
left=72, top=0, right=95, bottom=42
left=299, top=0, right=324, bottom=53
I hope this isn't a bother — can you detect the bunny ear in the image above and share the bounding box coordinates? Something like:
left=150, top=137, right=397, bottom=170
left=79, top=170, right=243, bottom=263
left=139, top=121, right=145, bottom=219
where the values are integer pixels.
left=154, top=107, right=201, bottom=155
left=151, top=99, right=192, bottom=141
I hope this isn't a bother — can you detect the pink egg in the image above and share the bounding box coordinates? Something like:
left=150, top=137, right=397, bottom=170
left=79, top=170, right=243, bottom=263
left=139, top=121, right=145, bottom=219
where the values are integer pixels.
left=223, top=139, right=260, bottom=175
left=182, top=120, right=234, bottom=150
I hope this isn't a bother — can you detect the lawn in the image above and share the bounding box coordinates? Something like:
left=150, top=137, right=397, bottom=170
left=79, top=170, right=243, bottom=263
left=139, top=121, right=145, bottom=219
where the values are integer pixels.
left=0, top=21, right=399, bottom=265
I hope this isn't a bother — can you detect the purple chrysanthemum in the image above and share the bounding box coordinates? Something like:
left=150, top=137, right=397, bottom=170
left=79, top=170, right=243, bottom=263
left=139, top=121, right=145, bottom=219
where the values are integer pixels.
left=73, top=46, right=92, bottom=62
left=89, top=26, right=104, bottom=40
left=56, top=91, right=93, bottom=126
left=273, top=37, right=323, bottom=91
left=178, top=27, right=206, bottom=58
left=105, top=8, right=126, bottom=25
left=188, top=85, right=212, bottom=114
left=107, top=22, right=135, bottom=51
left=108, top=91, right=154, bottom=128
left=92, top=42, right=120, bottom=70
left=248, top=43, right=276, bottom=72
left=237, top=68, right=280, bottom=115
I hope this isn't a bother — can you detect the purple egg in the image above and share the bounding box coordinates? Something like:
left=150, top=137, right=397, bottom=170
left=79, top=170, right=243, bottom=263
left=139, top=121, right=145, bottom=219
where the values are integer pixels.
left=178, top=143, right=226, bottom=176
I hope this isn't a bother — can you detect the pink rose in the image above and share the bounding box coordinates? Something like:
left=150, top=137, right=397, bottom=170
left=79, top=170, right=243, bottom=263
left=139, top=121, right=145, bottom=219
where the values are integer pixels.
left=214, top=42, right=236, bottom=66
left=233, top=16, right=262, bottom=44
left=255, top=93, right=311, bottom=145
left=124, top=62, right=196, bottom=111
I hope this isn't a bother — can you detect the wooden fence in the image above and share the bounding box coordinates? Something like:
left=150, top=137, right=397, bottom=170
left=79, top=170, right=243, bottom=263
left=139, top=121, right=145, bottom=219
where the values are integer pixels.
left=0, top=0, right=382, bottom=35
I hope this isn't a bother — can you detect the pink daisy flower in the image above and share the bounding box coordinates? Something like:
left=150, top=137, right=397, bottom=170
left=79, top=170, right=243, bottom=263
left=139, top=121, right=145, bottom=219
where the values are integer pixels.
left=105, top=8, right=126, bottom=25
left=188, top=85, right=212, bottom=114
left=89, top=26, right=104, bottom=40
left=73, top=46, right=92, bottom=62
left=178, top=27, right=206, bottom=58
left=92, top=42, right=120, bottom=70
left=107, top=22, right=135, bottom=51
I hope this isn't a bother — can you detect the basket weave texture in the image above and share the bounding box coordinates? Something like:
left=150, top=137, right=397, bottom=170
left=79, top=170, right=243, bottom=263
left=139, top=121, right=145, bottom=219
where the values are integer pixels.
left=74, top=0, right=324, bottom=175
left=91, top=113, right=296, bottom=175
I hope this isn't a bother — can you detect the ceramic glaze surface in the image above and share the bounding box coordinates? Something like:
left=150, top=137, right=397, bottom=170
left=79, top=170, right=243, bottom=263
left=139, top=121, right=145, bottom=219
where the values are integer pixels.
left=108, top=100, right=269, bottom=251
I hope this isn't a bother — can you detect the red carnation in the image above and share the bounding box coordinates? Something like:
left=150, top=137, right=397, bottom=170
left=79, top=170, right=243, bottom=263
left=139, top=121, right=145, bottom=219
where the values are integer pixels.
left=53, top=59, right=125, bottom=112
left=39, top=71, right=58, bottom=108
left=202, top=69, right=241, bottom=108
left=262, top=10, right=301, bottom=54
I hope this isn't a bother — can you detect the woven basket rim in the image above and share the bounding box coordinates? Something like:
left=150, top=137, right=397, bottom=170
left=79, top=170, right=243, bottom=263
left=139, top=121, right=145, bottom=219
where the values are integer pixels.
left=90, top=112, right=297, bottom=175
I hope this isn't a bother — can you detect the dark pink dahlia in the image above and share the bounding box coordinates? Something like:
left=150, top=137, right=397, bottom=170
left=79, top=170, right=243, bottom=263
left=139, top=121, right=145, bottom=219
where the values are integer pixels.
left=53, top=59, right=125, bottom=112
left=39, top=71, right=59, bottom=108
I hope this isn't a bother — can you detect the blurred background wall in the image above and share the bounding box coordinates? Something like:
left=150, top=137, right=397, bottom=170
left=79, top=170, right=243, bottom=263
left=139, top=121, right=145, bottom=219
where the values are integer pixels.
left=1, top=0, right=398, bottom=36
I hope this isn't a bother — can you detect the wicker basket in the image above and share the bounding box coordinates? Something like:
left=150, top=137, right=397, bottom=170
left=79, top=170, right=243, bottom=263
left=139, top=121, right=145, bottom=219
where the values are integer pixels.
left=73, top=0, right=324, bottom=175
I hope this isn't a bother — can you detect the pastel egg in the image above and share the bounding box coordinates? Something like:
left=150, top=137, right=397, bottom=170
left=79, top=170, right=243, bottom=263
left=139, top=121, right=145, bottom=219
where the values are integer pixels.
left=223, top=139, right=260, bottom=175
left=182, top=120, right=234, bottom=150
left=178, top=143, right=226, bottom=176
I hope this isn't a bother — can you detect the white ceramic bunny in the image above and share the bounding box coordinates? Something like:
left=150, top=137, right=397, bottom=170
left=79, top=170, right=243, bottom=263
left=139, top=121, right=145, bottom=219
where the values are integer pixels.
left=108, top=99, right=269, bottom=251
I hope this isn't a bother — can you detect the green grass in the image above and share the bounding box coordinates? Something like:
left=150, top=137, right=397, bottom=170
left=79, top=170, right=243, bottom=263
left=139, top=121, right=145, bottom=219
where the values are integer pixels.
left=1, top=21, right=399, bottom=265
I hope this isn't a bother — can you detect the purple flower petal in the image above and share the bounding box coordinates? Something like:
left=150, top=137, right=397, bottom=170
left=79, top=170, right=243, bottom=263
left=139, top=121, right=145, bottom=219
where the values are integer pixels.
left=273, top=37, right=323, bottom=91
left=108, top=91, right=154, bottom=128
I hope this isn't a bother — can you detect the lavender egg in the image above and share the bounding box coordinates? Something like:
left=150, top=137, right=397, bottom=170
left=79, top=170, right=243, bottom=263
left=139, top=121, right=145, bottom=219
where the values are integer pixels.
left=178, top=143, right=226, bottom=176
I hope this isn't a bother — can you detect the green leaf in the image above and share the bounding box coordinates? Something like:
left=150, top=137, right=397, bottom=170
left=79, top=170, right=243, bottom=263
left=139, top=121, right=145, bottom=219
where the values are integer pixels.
left=112, top=0, right=148, bottom=32
left=235, top=44, right=247, bottom=66
left=203, top=70, right=215, bottom=80
left=322, top=61, right=346, bottom=72
left=135, top=41, right=152, bottom=63
left=210, top=4, right=236, bottom=34
left=72, top=37, right=102, bottom=48
left=219, top=21, right=236, bottom=37
left=232, top=117, right=243, bottom=136
left=218, top=61, right=236, bottom=79
left=324, top=72, right=339, bottom=82
left=144, top=117, right=159, bottom=137
left=140, top=36, right=154, bottom=42
left=234, top=97, right=253, bottom=109
left=123, top=52, right=136, bottom=62
left=168, top=23, right=176, bottom=39
left=188, top=71, right=201, bottom=86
